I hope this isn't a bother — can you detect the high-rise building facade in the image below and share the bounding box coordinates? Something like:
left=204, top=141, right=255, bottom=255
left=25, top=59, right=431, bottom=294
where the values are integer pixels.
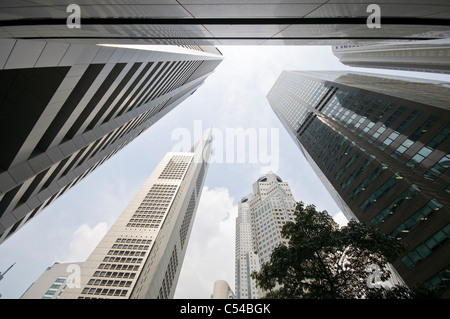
left=0, top=2, right=449, bottom=45
left=332, top=39, right=450, bottom=74
left=211, top=280, right=236, bottom=299
left=60, top=130, right=212, bottom=299
left=267, top=70, right=450, bottom=297
left=235, top=194, right=260, bottom=299
left=235, top=172, right=297, bottom=299
left=0, top=41, right=222, bottom=245
left=20, top=262, right=83, bottom=299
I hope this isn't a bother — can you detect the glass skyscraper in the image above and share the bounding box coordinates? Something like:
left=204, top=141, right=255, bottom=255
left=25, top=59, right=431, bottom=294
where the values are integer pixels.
left=267, top=71, right=450, bottom=298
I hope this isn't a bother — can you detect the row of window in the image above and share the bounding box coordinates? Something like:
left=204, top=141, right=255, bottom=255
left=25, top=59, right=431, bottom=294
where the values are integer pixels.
left=87, top=279, right=132, bottom=287
left=128, top=217, right=162, bottom=224
left=401, top=224, right=450, bottom=270
left=102, top=256, right=144, bottom=264
left=340, top=155, right=376, bottom=190
left=115, top=238, right=151, bottom=244
left=157, top=246, right=179, bottom=299
left=425, top=264, right=450, bottom=290
left=111, top=243, right=151, bottom=250
left=390, top=198, right=443, bottom=240
left=126, top=223, right=161, bottom=228
left=358, top=173, right=403, bottom=213
left=133, top=213, right=165, bottom=219
left=327, top=141, right=356, bottom=173
left=97, top=264, right=139, bottom=271
left=334, top=148, right=363, bottom=180
left=107, top=250, right=146, bottom=257
left=140, top=199, right=172, bottom=204
left=159, top=156, right=191, bottom=180
left=349, top=163, right=389, bottom=200
left=93, top=270, right=137, bottom=278
left=81, top=288, right=128, bottom=297
left=423, top=154, right=450, bottom=182
left=370, top=184, right=421, bottom=227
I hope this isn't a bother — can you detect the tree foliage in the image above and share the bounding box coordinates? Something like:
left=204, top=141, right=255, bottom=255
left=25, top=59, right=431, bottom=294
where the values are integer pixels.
left=251, top=202, right=441, bottom=299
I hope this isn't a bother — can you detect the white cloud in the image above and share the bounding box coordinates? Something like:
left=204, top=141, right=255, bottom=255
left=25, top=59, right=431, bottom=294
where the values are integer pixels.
left=333, top=211, right=349, bottom=228
left=62, top=222, right=109, bottom=263
left=174, top=186, right=238, bottom=298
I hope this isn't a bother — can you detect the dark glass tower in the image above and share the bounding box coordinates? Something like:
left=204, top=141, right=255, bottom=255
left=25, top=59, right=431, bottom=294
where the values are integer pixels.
left=267, top=71, right=450, bottom=297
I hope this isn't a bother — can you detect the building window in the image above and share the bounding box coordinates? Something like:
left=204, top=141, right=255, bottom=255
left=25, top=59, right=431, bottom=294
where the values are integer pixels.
left=408, top=115, right=439, bottom=142
left=427, top=123, right=450, bottom=149
left=395, top=110, right=421, bottom=134
left=370, top=184, right=421, bottom=227
left=425, top=265, right=450, bottom=290
left=349, top=163, right=389, bottom=200
left=423, top=154, right=450, bottom=181
left=444, top=185, right=450, bottom=195
left=401, top=224, right=450, bottom=270
left=378, top=131, right=400, bottom=151
left=340, top=155, right=376, bottom=190
left=358, top=173, right=402, bottom=212
left=391, top=198, right=443, bottom=240
left=391, top=138, right=414, bottom=159
left=406, top=146, right=434, bottom=169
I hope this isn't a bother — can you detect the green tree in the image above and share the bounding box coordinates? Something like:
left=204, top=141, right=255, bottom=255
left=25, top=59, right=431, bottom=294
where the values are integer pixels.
left=251, top=201, right=441, bottom=299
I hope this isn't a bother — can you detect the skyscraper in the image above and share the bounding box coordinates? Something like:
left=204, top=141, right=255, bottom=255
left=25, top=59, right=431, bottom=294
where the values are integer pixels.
left=267, top=70, right=450, bottom=297
left=211, top=280, right=236, bottom=299
left=0, top=2, right=449, bottom=45
left=0, top=41, right=222, bottom=245
left=235, top=172, right=297, bottom=299
left=235, top=194, right=260, bottom=299
left=332, top=39, right=450, bottom=74
left=20, top=262, right=83, bottom=299
left=61, top=130, right=212, bottom=299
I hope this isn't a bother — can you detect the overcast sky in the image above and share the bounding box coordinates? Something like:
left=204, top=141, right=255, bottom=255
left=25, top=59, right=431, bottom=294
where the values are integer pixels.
left=0, top=45, right=449, bottom=299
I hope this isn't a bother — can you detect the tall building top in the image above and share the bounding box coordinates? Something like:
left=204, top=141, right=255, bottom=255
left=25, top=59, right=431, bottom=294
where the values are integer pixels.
left=251, top=171, right=294, bottom=202
left=212, top=280, right=236, bottom=299
left=270, top=70, right=450, bottom=110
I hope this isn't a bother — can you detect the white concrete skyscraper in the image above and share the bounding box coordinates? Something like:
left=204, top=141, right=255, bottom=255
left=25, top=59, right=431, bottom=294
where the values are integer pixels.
left=21, top=262, right=83, bottom=299
left=235, top=195, right=260, bottom=299
left=61, top=130, right=212, bottom=299
left=0, top=42, right=222, bottom=245
left=235, top=172, right=297, bottom=299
